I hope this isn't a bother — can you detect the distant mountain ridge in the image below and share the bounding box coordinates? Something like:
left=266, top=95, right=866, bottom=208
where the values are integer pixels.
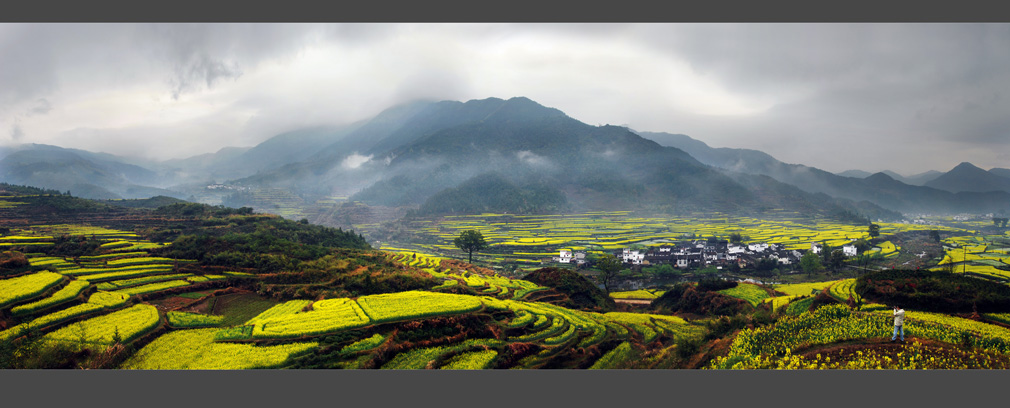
left=836, top=169, right=943, bottom=186
left=639, top=131, right=1010, bottom=213
left=837, top=170, right=872, bottom=179
left=925, top=162, right=1010, bottom=194
left=0, top=144, right=184, bottom=200
left=340, top=97, right=900, bottom=220
left=3, top=96, right=1004, bottom=219
left=990, top=168, right=1010, bottom=179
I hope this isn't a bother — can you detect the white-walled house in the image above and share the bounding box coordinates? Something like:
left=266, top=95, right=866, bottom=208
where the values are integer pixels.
left=553, top=250, right=586, bottom=264
left=573, top=252, right=586, bottom=264
left=748, top=243, right=769, bottom=253
left=675, top=255, right=689, bottom=268
left=811, top=242, right=823, bottom=254
left=843, top=244, right=858, bottom=257
left=622, top=248, right=645, bottom=265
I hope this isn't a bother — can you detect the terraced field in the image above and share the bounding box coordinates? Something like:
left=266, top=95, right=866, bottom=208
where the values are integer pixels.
left=610, top=289, right=666, bottom=300
left=6, top=214, right=1006, bottom=370
left=380, top=250, right=549, bottom=300
left=365, top=211, right=964, bottom=268
left=114, top=288, right=707, bottom=369
left=0, top=225, right=242, bottom=350
left=934, top=234, right=1010, bottom=280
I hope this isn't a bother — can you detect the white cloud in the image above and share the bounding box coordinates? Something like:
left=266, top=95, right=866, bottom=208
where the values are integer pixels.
left=341, top=153, right=373, bottom=169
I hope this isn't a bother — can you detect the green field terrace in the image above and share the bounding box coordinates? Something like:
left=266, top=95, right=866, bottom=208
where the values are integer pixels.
left=362, top=211, right=969, bottom=271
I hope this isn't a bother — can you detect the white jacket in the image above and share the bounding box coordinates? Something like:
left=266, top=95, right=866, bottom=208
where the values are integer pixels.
left=893, top=308, right=905, bottom=326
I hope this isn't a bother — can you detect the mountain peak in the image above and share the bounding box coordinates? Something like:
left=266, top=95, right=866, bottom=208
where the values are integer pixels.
left=952, top=162, right=983, bottom=172
left=865, top=172, right=897, bottom=183
left=880, top=170, right=905, bottom=179
left=836, top=169, right=872, bottom=178
left=479, top=96, right=566, bottom=122
left=925, top=161, right=1010, bottom=194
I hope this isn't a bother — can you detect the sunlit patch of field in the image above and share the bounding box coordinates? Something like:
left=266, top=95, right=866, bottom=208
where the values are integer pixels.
left=773, top=280, right=841, bottom=297
left=610, top=289, right=666, bottom=300
left=718, top=283, right=771, bottom=307
left=936, top=234, right=1010, bottom=281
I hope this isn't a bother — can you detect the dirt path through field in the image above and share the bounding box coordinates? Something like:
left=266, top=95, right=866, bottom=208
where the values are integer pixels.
left=613, top=298, right=652, bottom=305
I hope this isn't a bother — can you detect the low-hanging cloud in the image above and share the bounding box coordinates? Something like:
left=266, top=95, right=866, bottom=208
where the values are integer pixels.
left=341, top=153, right=373, bottom=169
left=516, top=150, right=554, bottom=169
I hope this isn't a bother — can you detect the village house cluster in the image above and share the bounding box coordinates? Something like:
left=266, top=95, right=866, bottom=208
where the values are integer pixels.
left=551, top=239, right=861, bottom=269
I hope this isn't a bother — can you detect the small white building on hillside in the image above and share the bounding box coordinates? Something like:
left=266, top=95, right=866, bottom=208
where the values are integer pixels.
left=843, top=244, right=858, bottom=257
left=621, top=248, right=645, bottom=265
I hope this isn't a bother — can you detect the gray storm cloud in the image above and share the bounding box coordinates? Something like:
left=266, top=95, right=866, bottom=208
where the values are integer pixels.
left=0, top=23, right=1007, bottom=175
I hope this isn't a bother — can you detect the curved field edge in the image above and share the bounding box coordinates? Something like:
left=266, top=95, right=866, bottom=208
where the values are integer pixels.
left=213, top=290, right=703, bottom=345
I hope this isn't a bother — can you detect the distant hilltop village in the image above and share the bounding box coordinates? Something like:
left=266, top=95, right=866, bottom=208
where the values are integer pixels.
left=551, top=239, right=862, bottom=269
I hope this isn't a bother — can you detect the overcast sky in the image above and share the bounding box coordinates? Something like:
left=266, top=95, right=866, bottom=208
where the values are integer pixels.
left=1, top=23, right=1008, bottom=175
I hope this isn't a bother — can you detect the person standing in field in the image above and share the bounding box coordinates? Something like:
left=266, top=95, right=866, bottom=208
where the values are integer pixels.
left=890, top=305, right=905, bottom=343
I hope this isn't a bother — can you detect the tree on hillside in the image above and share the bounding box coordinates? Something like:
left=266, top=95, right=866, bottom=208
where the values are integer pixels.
left=453, top=230, right=488, bottom=264
left=869, top=223, right=880, bottom=238
left=829, top=250, right=847, bottom=270
left=799, top=251, right=823, bottom=277
left=929, top=230, right=942, bottom=244
left=729, top=232, right=743, bottom=244
left=821, top=241, right=833, bottom=264
left=852, top=239, right=871, bottom=254
left=595, top=254, right=623, bottom=294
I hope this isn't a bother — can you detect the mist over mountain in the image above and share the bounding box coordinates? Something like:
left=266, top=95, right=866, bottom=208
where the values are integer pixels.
left=2, top=96, right=1004, bottom=219
left=415, top=172, right=569, bottom=216
left=901, top=170, right=944, bottom=186
left=837, top=169, right=942, bottom=186
left=837, top=170, right=873, bottom=179
left=157, top=125, right=361, bottom=185
left=640, top=131, right=1010, bottom=214
left=347, top=97, right=757, bottom=212
left=0, top=144, right=184, bottom=200
left=332, top=97, right=905, bottom=221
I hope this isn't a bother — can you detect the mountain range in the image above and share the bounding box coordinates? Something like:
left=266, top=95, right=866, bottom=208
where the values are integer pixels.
left=639, top=131, right=1010, bottom=214
left=835, top=169, right=944, bottom=186
left=1, top=96, right=1007, bottom=220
